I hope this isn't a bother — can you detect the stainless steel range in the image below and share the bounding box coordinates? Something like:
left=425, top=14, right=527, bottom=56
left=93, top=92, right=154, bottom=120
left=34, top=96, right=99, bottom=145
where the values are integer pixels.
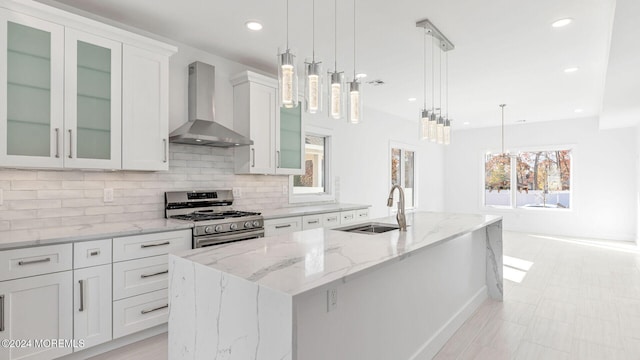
left=165, top=190, right=264, bottom=248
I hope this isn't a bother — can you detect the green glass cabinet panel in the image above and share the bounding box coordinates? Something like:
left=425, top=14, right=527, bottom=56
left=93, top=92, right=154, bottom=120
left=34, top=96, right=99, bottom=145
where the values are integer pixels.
left=6, top=22, right=51, bottom=156
left=279, top=103, right=302, bottom=169
left=76, top=41, right=111, bottom=160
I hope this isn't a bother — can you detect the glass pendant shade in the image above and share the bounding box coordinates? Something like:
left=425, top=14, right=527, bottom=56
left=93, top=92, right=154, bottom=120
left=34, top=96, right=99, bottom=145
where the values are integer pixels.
left=278, top=49, right=299, bottom=108
left=305, top=61, right=323, bottom=114
left=328, top=71, right=345, bottom=120
left=428, top=112, right=437, bottom=142
left=348, top=80, right=362, bottom=124
left=420, top=110, right=430, bottom=140
left=444, top=118, right=451, bottom=145
left=436, top=116, right=444, bottom=144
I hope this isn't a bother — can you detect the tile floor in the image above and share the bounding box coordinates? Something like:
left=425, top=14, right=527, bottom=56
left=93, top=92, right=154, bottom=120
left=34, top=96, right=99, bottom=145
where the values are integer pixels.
left=435, top=231, right=640, bottom=360
left=91, top=231, right=640, bottom=360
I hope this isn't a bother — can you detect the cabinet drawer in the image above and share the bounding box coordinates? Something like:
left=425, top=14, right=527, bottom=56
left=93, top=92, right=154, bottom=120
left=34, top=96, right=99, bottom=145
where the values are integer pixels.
left=74, top=239, right=112, bottom=269
left=113, top=230, right=191, bottom=262
left=113, top=289, right=168, bottom=339
left=302, top=215, right=323, bottom=230
left=264, top=217, right=302, bottom=237
left=340, top=210, right=357, bottom=224
left=321, top=212, right=341, bottom=228
left=0, top=243, right=72, bottom=281
left=356, top=208, right=370, bottom=221
left=113, top=255, right=168, bottom=300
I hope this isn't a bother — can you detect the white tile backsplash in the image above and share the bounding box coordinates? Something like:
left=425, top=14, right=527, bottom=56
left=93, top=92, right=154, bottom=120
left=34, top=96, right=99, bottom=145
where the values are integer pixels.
left=0, top=144, right=289, bottom=231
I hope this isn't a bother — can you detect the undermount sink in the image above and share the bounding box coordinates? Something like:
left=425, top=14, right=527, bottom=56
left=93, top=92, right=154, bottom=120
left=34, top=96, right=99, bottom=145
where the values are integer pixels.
left=335, top=222, right=402, bottom=235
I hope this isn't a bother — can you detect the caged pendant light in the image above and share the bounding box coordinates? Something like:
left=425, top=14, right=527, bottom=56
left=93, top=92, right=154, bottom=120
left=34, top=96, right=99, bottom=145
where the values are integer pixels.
left=278, top=0, right=299, bottom=109
left=304, top=0, right=323, bottom=114
left=347, top=0, right=362, bottom=124
left=416, top=19, right=454, bottom=144
left=328, top=0, right=345, bottom=120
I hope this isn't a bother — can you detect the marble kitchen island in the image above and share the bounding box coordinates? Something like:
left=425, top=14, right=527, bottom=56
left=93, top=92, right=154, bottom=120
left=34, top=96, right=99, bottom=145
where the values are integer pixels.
left=168, top=212, right=503, bottom=360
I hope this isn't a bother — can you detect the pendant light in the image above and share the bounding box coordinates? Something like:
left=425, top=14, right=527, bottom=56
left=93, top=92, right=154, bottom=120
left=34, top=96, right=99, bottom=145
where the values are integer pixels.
left=347, top=0, right=362, bottom=124
left=328, top=0, right=345, bottom=120
left=419, top=28, right=430, bottom=140
left=304, top=0, right=323, bottom=114
left=443, top=51, right=452, bottom=145
left=416, top=19, right=454, bottom=144
left=278, top=0, right=299, bottom=108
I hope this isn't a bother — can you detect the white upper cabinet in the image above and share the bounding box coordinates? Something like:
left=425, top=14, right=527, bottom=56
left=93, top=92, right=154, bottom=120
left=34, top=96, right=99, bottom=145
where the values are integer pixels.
left=0, top=2, right=176, bottom=171
left=122, top=45, right=170, bottom=171
left=64, top=29, right=122, bottom=169
left=232, top=71, right=304, bottom=175
left=0, top=10, right=64, bottom=168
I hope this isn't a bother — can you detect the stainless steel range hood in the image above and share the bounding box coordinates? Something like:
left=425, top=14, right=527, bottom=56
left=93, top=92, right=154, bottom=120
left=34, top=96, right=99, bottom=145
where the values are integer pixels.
left=169, top=62, right=252, bottom=147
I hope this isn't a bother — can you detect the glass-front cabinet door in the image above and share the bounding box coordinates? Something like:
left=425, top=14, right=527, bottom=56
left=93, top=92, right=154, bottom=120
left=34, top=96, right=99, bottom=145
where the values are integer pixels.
left=64, top=29, right=121, bottom=169
left=277, top=102, right=304, bottom=175
left=0, top=10, right=64, bottom=168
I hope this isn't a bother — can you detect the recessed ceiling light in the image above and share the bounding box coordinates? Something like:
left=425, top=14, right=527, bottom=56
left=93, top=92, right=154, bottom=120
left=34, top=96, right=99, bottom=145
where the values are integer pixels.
left=408, top=97, right=416, bottom=102
left=552, top=18, right=573, bottom=28
left=463, top=122, right=470, bottom=125
left=245, top=21, right=263, bottom=31
left=574, top=108, right=583, bottom=113
left=195, top=139, right=202, bottom=142
left=356, top=73, right=367, bottom=79
left=564, top=67, right=579, bottom=73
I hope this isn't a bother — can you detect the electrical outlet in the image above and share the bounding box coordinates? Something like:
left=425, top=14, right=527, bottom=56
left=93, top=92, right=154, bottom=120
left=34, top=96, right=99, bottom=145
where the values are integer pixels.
left=103, top=188, right=114, bottom=203
left=327, top=287, right=338, bottom=312
left=232, top=187, right=242, bottom=197
left=282, top=185, right=288, bottom=195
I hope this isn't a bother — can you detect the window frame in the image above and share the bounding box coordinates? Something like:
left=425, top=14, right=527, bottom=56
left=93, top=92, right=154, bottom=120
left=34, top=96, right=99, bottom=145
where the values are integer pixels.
left=482, top=144, right=574, bottom=211
left=389, top=140, right=418, bottom=213
left=289, top=125, right=334, bottom=204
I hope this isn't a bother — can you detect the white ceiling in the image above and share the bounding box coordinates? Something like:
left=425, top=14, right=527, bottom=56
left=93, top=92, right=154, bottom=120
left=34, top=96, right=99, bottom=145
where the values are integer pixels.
left=39, top=0, right=638, bottom=129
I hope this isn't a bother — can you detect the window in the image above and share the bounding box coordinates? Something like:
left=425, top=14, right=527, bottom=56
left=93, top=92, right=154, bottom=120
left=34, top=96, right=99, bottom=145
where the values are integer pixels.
left=484, top=149, right=571, bottom=209
left=390, top=144, right=416, bottom=209
left=290, top=127, right=333, bottom=203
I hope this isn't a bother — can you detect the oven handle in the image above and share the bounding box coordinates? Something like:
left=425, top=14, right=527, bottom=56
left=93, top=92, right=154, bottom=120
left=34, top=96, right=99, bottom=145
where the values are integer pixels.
left=195, top=229, right=265, bottom=248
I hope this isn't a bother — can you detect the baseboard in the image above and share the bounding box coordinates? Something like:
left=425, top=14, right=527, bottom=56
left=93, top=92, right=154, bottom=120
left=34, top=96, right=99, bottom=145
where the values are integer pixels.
left=57, top=324, right=167, bottom=360
left=409, top=286, right=489, bottom=360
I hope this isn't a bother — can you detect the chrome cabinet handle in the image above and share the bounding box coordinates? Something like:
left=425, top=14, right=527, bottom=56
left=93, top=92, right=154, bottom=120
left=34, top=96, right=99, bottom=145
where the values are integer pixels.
left=78, top=280, right=85, bottom=312
left=140, top=270, right=168, bottom=279
left=163, top=139, right=168, bottom=163
left=251, top=148, right=255, bottom=167
left=0, top=295, right=4, bottom=332
left=359, top=213, right=368, bottom=217
left=276, top=150, right=281, bottom=168
left=18, top=257, right=51, bottom=266
left=307, top=220, right=319, bottom=224
left=90, top=250, right=100, bottom=256
left=275, top=224, right=291, bottom=229
left=140, top=241, right=170, bottom=248
left=68, top=129, right=73, bottom=158
left=140, top=304, right=168, bottom=315
left=54, top=128, right=60, bottom=158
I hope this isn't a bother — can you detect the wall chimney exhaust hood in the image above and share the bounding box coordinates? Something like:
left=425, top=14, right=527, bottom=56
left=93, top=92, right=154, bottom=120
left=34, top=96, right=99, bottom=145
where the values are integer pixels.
left=169, top=62, right=253, bottom=147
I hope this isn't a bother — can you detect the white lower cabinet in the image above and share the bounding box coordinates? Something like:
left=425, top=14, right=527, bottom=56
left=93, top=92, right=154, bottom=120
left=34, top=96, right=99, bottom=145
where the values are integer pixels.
left=113, top=255, right=168, bottom=300
left=0, top=272, right=73, bottom=360
left=264, top=217, right=302, bottom=237
left=112, top=289, right=168, bottom=339
left=73, top=264, right=112, bottom=350
left=301, top=215, right=323, bottom=230
left=321, top=212, right=341, bottom=228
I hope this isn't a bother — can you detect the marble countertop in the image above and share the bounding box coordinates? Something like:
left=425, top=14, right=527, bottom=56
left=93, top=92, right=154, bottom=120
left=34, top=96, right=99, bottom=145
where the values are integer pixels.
left=0, top=219, right=194, bottom=250
left=259, top=203, right=370, bottom=220
left=175, top=212, right=502, bottom=297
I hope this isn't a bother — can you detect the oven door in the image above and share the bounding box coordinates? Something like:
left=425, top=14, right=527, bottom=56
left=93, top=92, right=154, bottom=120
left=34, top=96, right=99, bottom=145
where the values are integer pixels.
left=194, top=228, right=265, bottom=248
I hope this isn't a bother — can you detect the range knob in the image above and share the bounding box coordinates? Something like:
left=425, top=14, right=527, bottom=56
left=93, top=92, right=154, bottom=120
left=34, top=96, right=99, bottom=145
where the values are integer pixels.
left=204, top=226, right=213, bottom=234
left=252, top=221, right=260, bottom=227
left=214, top=225, right=223, bottom=232
left=244, top=221, right=253, bottom=229
left=230, top=223, right=238, bottom=230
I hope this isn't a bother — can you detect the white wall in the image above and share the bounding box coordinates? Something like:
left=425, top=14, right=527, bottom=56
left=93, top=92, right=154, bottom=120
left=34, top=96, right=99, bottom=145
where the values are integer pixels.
left=637, top=125, right=640, bottom=245
left=444, top=117, right=637, bottom=241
